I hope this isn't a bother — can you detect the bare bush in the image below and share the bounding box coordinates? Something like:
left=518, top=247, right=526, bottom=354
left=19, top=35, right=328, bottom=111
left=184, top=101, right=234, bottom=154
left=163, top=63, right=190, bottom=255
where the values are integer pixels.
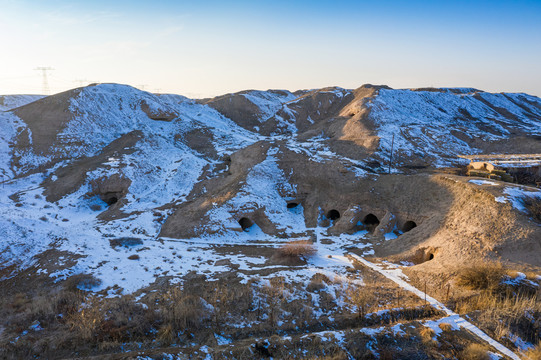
left=160, top=286, right=207, bottom=333
left=456, top=262, right=505, bottom=290
left=65, top=296, right=103, bottom=342
left=438, top=323, right=453, bottom=332
left=419, top=327, right=436, bottom=345
left=459, top=343, right=490, bottom=360
left=512, top=169, right=541, bottom=186
left=307, top=273, right=331, bottom=292
left=523, top=196, right=541, bottom=222
left=455, top=288, right=540, bottom=346
left=261, top=277, right=287, bottom=327
left=345, top=283, right=372, bottom=318
left=524, top=341, right=541, bottom=360
left=276, top=240, right=316, bottom=260
left=64, top=273, right=102, bottom=292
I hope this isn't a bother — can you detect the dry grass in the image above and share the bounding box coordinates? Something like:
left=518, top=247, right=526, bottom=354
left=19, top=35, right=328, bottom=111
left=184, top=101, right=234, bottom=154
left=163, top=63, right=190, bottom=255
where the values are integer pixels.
left=2, top=253, right=533, bottom=359
left=307, top=273, right=331, bottom=292
left=456, top=262, right=505, bottom=290
left=454, top=267, right=541, bottom=348
left=64, top=294, right=156, bottom=344
left=276, top=240, right=316, bottom=260
left=345, top=282, right=374, bottom=318
left=419, top=326, right=435, bottom=345
left=63, top=273, right=102, bottom=292
left=524, top=341, right=541, bottom=360
left=459, top=343, right=490, bottom=360
left=523, top=196, right=541, bottom=222
left=439, top=323, right=453, bottom=332
left=66, top=297, right=103, bottom=341
left=159, top=286, right=207, bottom=333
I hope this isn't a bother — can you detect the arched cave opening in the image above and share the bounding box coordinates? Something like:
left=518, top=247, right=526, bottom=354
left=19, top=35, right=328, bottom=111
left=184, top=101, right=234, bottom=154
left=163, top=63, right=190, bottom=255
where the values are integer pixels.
left=402, top=220, right=417, bottom=233
left=327, top=209, right=341, bottom=221
left=104, top=195, right=118, bottom=206
left=362, top=213, right=380, bottom=232
left=238, top=217, right=254, bottom=232
left=287, top=202, right=299, bottom=209
left=411, top=247, right=438, bottom=264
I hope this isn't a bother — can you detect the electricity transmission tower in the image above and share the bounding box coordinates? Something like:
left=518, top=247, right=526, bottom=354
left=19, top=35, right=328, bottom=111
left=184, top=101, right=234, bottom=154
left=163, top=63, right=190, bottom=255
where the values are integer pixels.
left=34, top=67, right=54, bottom=95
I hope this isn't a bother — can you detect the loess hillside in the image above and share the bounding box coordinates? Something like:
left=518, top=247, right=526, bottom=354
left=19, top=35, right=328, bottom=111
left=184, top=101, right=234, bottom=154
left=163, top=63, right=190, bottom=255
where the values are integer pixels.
left=1, top=83, right=540, bottom=290
left=0, top=84, right=540, bottom=359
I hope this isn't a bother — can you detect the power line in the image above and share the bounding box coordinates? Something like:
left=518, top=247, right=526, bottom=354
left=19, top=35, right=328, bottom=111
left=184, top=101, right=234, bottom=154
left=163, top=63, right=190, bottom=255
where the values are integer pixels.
left=34, top=67, right=54, bottom=95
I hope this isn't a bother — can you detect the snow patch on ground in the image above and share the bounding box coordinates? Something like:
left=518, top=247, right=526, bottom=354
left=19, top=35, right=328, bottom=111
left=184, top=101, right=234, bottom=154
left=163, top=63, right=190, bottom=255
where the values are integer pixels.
left=469, top=179, right=498, bottom=186
left=494, top=186, right=541, bottom=212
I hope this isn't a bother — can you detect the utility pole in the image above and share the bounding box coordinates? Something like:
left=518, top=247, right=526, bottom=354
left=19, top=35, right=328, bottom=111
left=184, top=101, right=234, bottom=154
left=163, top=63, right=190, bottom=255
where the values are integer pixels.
left=34, top=67, right=54, bottom=95
left=388, top=133, right=395, bottom=174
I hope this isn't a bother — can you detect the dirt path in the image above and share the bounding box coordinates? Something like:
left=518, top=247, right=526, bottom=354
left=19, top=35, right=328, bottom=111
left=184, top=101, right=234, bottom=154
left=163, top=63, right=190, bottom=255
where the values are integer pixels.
left=348, top=253, right=522, bottom=360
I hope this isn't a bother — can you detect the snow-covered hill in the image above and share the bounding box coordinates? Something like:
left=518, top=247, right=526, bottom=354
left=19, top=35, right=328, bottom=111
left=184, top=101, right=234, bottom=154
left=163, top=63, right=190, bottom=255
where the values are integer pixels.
left=1, top=83, right=540, bottom=293
left=0, top=94, right=45, bottom=111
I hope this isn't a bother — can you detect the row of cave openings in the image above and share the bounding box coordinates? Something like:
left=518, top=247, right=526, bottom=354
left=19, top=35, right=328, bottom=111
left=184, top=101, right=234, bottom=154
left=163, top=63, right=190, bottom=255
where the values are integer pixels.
left=324, top=209, right=417, bottom=234
left=237, top=202, right=418, bottom=234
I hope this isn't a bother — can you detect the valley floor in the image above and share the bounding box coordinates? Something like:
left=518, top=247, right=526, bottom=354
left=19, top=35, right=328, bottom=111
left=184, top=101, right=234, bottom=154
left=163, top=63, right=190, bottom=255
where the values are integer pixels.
left=1, top=225, right=538, bottom=359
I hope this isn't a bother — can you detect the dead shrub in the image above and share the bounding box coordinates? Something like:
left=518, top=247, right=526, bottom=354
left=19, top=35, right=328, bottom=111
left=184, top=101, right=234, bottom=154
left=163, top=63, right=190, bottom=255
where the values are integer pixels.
left=53, top=290, right=84, bottom=316
left=97, top=296, right=154, bottom=342
left=307, top=273, right=330, bottom=292
left=261, top=277, right=287, bottom=327
left=459, top=343, right=490, bottom=360
left=63, top=274, right=102, bottom=292
left=157, top=323, right=175, bottom=344
left=9, top=293, right=30, bottom=312
left=523, top=196, right=541, bottom=222
left=27, top=291, right=82, bottom=326
left=65, top=296, right=103, bottom=342
left=276, top=240, right=316, bottom=261
left=419, top=326, right=435, bottom=343
left=454, top=288, right=540, bottom=346
left=160, top=287, right=207, bottom=332
left=62, top=294, right=154, bottom=345
left=513, top=169, right=541, bottom=186
left=438, top=323, right=453, bottom=332
left=524, top=341, right=541, bottom=360
left=98, top=341, right=120, bottom=352
left=312, top=354, right=349, bottom=360
left=345, top=282, right=372, bottom=318
left=457, top=262, right=505, bottom=290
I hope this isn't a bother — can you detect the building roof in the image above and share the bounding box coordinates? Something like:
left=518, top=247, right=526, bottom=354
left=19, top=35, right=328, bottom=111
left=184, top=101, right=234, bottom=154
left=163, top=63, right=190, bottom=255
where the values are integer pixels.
left=458, top=154, right=541, bottom=167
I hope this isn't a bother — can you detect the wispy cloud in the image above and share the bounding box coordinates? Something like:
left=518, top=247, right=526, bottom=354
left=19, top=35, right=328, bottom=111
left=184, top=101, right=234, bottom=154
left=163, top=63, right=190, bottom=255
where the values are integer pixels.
left=43, top=7, right=121, bottom=26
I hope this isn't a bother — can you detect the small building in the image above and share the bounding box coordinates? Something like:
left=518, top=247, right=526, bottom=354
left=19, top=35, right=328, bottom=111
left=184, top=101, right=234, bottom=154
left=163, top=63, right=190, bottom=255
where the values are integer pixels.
left=458, top=154, right=541, bottom=185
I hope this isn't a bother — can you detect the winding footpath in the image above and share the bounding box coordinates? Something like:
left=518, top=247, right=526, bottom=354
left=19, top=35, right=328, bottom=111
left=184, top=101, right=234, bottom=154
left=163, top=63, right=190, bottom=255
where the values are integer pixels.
left=348, top=253, right=522, bottom=360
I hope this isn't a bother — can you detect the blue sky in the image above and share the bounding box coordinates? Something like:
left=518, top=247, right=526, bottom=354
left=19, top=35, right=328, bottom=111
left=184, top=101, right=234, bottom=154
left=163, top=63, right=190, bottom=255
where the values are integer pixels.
left=0, top=0, right=540, bottom=97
